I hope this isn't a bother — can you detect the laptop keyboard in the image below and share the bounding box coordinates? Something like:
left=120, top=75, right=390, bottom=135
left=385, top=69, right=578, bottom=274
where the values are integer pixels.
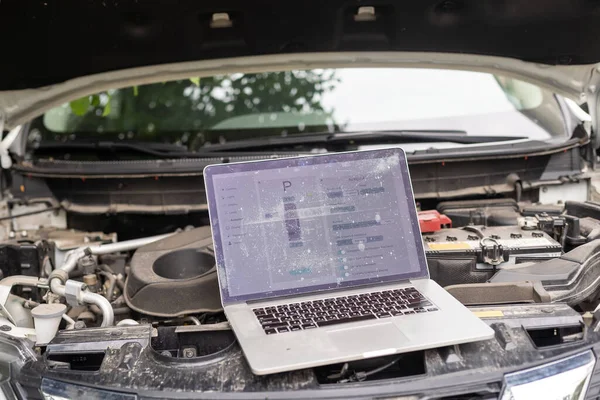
left=252, top=287, right=438, bottom=335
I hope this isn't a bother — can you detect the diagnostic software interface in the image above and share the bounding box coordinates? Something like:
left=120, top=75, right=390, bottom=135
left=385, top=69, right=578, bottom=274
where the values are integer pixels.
left=212, top=152, right=423, bottom=298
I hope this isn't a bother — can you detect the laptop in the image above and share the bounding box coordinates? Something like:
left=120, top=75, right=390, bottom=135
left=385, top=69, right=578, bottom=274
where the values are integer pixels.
left=203, top=148, right=494, bottom=375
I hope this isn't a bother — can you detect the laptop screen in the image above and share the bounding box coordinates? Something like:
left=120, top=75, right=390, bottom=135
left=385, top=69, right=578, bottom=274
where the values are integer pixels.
left=204, top=148, right=428, bottom=304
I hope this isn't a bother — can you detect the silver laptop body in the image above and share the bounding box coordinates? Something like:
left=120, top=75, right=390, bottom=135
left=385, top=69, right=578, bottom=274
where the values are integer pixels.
left=203, top=148, right=494, bottom=375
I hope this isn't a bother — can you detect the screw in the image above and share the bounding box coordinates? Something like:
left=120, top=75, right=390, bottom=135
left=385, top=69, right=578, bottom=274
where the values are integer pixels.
left=0, top=325, right=12, bottom=331
left=21, top=230, right=28, bottom=238
left=541, top=187, right=548, bottom=193
left=161, top=350, right=172, bottom=357
left=182, top=348, right=196, bottom=358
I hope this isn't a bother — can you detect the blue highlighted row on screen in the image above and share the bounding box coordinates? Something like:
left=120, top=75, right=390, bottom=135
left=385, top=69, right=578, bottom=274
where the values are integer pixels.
left=289, top=267, right=312, bottom=275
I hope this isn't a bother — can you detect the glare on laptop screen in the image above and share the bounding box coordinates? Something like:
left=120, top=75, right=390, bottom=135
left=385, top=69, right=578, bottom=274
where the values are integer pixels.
left=210, top=151, right=425, bottom=299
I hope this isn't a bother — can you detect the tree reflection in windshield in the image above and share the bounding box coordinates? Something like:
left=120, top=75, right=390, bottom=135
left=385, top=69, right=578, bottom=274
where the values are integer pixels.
left=36, top=70, right=340, bottom=149
left=32, top=67, right=567, bottom=156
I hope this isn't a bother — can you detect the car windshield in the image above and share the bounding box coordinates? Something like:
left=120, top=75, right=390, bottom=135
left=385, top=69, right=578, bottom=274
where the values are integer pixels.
left=29, top=68, right=567, bottom=154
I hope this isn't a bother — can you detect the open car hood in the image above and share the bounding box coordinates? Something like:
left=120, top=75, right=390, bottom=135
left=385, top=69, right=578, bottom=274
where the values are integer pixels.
left=2, top=0, right=600, bottom=135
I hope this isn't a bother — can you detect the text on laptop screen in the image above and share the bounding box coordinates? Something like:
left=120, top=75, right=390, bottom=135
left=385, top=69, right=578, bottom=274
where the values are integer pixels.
left=210, top=150, right=426, bottom=301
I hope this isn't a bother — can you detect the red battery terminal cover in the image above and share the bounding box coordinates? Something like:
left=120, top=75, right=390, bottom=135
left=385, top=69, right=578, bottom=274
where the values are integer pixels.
left=418, top=210, right=452, bottom=233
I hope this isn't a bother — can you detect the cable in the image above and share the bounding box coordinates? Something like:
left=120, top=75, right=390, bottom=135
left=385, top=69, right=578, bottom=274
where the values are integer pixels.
left=561, top=223, right=569, bottom=248
left=330, top=357, right=401, bottom=383
left=113, top=307, right=131, bottom=316
left=339, top=357, right=401, bottom=383
left=62, top=314, right=76, bottom=330
left=98, top=271, right=116, bottom=302
left=183, top=316, right=201, bottom=325
left=0, top=206, right=61, bottom=222
left=111, top=294, right=126, bottom=307
left=461, top=225, right=486, bottom=238
left=512, top=180, right=523, bottom=203
left=98, top=264, right=125, bottom=290
left=98, top=264, right=115, bottom=274
left=327, top=363, right=349, bottom=381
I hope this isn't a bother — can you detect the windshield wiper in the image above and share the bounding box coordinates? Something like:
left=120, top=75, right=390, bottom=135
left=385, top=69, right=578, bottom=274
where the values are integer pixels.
left=199, top=130, right=529, bottom=152
left=34, top=130, right=529, bottom=157
left=34, top=141, right=197, bottom=158
left=32, top=141, right=301, bottom=159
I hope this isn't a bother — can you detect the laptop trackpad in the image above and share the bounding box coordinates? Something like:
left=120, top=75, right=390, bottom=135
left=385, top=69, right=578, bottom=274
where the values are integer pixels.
left=327, top=323, right=408, bottom=354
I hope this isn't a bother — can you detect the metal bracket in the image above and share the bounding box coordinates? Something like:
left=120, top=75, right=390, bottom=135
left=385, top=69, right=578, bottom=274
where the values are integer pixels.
left=0, top=276, right=41, bottom=324
left=0, top=299, right=15, bottom=325
left=64, top=280, right=86, bottom=306
left=479, top=237, right=506, bottom=266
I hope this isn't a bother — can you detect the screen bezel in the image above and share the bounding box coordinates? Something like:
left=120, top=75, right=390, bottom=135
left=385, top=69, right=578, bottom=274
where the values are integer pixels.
left=203, top=148, right=429, bottom=305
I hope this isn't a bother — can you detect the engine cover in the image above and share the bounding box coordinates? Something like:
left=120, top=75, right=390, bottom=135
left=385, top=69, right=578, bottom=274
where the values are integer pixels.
left=124, top=227, right=222, bottom=317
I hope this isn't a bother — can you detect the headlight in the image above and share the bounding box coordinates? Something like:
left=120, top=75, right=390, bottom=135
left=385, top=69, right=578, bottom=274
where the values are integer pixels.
left=0, top=333, right=36, bottom=400
left=501, top=351, right=596, bottom=400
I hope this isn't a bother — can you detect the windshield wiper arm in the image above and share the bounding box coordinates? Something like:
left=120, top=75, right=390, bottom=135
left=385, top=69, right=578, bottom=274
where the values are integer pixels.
left=35, top=141, right=196, bottom=158
left=34, top=130, right=529, bottom=157
left=199, top=130, right=529, bottom=152
left=32, top=141, right=303, bottom=159
left=331, top=130, right=528, bottom=144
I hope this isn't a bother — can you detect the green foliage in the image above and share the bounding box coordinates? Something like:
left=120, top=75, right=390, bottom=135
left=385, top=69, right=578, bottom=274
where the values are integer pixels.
left=69, top=96, right=91, bottom=116
left=102, top=99, right=111, bottom=116
left=90, top=94, right=100, bottom=107
left=69, top=93, right=112, bottom=117
left=62, top=70, right=340, bottom=147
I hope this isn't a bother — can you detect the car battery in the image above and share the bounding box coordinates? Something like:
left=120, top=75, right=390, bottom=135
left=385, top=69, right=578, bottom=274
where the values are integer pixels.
left=423, top=225, right=563, bottom=271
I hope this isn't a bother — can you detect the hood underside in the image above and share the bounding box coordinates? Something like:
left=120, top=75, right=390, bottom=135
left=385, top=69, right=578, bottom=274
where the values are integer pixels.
left=2, top=0, right=600, bottom=129
left=4, top=0, right=600, bottom=90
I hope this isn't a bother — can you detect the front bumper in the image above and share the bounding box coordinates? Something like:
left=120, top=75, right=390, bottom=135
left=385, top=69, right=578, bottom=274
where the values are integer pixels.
left=7, top=303, right=600, bottom=399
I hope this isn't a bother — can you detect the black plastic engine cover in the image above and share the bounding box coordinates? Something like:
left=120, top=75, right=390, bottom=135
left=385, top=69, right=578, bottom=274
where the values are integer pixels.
left=124, top=227, right=222, bottom=317
left=0, top=241, right=46, bottom=301
left=436, top=198, right=521, bottom=227
left=0, top=242, right=42, bottom=279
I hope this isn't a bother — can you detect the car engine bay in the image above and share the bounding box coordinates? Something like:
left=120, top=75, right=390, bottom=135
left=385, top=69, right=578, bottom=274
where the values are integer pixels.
left=3, top=192, right=600, bottom=398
